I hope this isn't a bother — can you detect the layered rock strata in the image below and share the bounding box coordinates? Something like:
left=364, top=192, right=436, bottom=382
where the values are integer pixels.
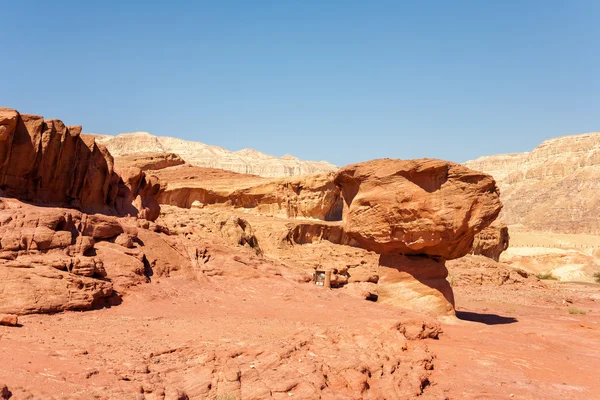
left=153, top=164, right=343, bottom=220
left=113, top=152, right=185, bottom=171
left=95, top=131, right=337, bottom=177
left=334, top=158, right=502, bottom=315
left=465, top=131, right=600, bottom=234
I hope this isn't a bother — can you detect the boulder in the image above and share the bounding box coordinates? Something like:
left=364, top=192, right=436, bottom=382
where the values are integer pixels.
left=334, top=158, right=502, bottom=259
left=471, top=222, right=510, bottom=261
left=447, top=255, right=539, bottom=287
left=0, top=314, right=18, bottom=326
left=0, top=259, right=113, bottom=315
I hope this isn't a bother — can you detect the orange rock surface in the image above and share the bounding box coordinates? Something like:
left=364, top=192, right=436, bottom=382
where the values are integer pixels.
left=471, top=221, right=510, bottom=261
left=0, top=108, right=159, bottom=220
left=334, top=158, right=502, bottom=258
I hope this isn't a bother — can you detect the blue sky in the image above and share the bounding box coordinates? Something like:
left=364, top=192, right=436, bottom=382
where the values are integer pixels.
left=2, top=1, right=599, bottom=166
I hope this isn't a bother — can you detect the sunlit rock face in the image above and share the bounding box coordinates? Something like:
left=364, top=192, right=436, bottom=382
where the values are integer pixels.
left=0, top=108, right=160, bottom=220
left=94, top=131, right=338, bottom=178
left=334, top=158, right=502, bottom=316
left=466, top=131, right=600, bottom=234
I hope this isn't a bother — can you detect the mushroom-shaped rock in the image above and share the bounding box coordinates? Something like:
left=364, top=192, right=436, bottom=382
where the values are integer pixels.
left=334, top=159, right=503, bottom=316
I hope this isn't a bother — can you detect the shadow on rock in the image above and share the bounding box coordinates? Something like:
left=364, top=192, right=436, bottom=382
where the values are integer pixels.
left=456, top=311, right=518, bottom=325
left=92, top=291, right=123, bottom=310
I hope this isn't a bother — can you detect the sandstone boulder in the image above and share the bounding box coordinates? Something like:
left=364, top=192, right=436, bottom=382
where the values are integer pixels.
left=334, top=158, right=502, bottom=259
left=471, top=221, right=509, bottom=261
left=0, top=314, right=18, bottom=327
left=447, top=255, right=540, bottom=287
left=0, top=260, right=113, bottom=315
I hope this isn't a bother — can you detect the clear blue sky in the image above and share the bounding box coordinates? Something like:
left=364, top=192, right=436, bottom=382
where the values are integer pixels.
left=2, top=1, right=599, bottom=166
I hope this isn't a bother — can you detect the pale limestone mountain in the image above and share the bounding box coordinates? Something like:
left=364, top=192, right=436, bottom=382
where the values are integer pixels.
left=465, top=131, right=600, bottom=234
left=92, top=132, right=337, bottom=178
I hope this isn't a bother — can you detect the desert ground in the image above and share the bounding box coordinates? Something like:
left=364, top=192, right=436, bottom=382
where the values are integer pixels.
left=2, top=271, right=599, bottom=399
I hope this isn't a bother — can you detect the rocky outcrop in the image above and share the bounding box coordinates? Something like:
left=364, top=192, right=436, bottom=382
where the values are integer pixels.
left=0, top=197, right=198, bottom=315
left=334, top=158, right=503, bottom=315
left=471, top=222, right=510, bottom=261
left=113, top=152, right=185, bottom=171
left=94, top=131, right=337, bottom=178
left=447, top=255, right=540, bottom=287
left=0, top=108, right=159, bottom=220
left=465, top=131, right=600, bottom=234
left=153, top=164, right=343, bottom=220
left=116, top=167, right=161, bottom=221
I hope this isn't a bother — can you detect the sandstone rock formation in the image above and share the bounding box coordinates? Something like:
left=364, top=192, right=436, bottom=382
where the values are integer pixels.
left=471, top=221, right=510, bottom=261
left=113, top=152, right=185, bottom=171
left=0, top=200, right=117, bottom=315
left=447, top=254, right=539, bottom=287
left=334, top=158, right=503, bottom=315
left=153, top=164, right=343, bottom=220
left=334, top=158, right=502, bottom=258
left=0, top=314, right=18, bottom=327
left=465, top=131, right=600, bottom=234
left=0, top=196, right=277, bottom=315
left=0, top=108, right=159, bottom=220
left=94, top=131, right=337, bottom=178
left=148, top=157, right=504, bottom=316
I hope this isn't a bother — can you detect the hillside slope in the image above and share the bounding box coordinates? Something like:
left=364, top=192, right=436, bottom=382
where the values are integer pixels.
left=466, top=131, right=600, bottom=234
left=93, top=132, right=337, bottom=178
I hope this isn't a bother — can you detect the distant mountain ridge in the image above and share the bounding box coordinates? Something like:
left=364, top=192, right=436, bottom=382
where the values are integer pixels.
left=92, top=131, right=337, bottom=178
left=465, top=131, right=600, bottom=234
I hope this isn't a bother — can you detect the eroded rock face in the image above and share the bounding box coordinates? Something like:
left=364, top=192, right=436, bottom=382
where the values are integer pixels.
left=334, top=158, right=502, bottom=258
left=334, top=158, right=503, bottom=316
left=465, top=131, right=600, bottom=234
left=471, top=222, right=510, bottom=261
left=377, top=254, right=455, bottom=316
left=153, top=165, right=343, bottom=220
left=0, top=197, right=198, bottom=315
left=0, top=108, right=159, bottom=221
left=447, top=255, right=539, bottom=287
left=113, top=152, right=185, bottom=171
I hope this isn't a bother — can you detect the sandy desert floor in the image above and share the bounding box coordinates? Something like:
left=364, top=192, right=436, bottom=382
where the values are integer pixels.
left=430, top=281, right=600, bottom=399
left=1, top=276, right=599, bottom=400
